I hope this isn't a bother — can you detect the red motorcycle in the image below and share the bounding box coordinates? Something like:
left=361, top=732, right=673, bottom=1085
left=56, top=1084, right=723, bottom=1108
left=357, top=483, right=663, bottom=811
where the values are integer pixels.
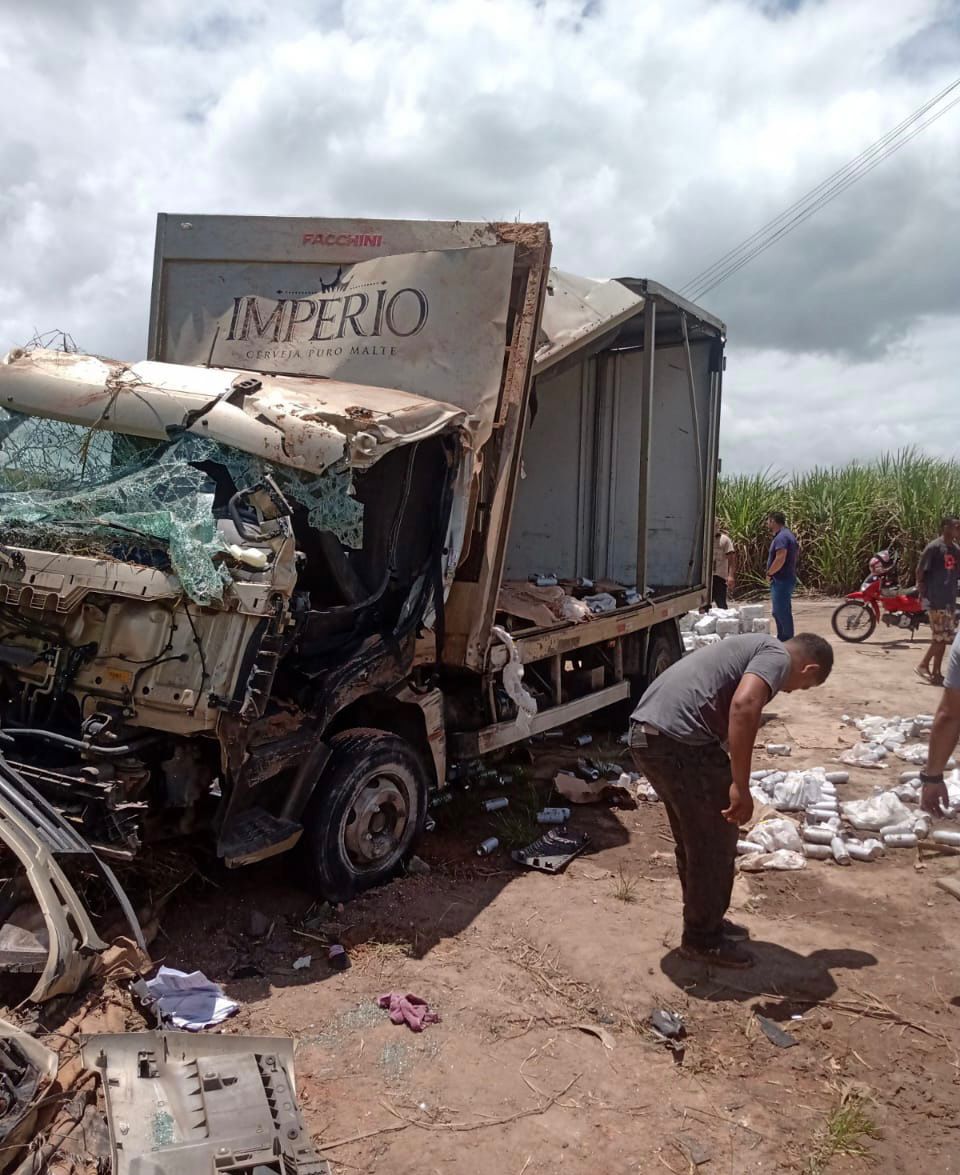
left=831, top=549, right=926, bottom=643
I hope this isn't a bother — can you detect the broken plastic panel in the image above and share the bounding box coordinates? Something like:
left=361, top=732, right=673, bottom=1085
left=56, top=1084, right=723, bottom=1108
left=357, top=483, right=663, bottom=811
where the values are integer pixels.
left=82, top=1031, right=330, bottom=1175
left=511, top=827, right=590, bottom=873
left=0, top=410, right=363, bottom=604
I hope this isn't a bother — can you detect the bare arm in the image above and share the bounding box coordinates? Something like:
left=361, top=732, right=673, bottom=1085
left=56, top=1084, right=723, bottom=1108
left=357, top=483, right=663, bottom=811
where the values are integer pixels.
left=722, top=673, right=771, bottom=825
left=922, top=687, right=960, bottom=815
left=917, top=548, right=931, bottom=596
left=768, top=549, right=787, bottom=578
left=727, top=549, right=737, bottom=586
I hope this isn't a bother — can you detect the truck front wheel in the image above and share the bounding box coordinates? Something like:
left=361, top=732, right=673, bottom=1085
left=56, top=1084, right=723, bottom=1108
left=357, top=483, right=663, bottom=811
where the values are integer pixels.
left=298, top=727, right=428, bottom=901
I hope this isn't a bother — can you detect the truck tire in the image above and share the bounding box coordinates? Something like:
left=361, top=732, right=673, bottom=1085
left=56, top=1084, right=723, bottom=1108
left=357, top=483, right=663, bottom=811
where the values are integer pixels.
left=646, top=628, right=680, bottom=683
left=627, top=623, right=682, bottom=710
left=297, top=727, right=428, bottom=902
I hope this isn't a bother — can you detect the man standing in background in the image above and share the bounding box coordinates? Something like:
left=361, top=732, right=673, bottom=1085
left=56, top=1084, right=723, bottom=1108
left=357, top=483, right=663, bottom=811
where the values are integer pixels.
left=712, top=520, right=736, bottom=609
left=766, top=511, right=799, bottom=641
left=916, top=517, right=960, bottom=686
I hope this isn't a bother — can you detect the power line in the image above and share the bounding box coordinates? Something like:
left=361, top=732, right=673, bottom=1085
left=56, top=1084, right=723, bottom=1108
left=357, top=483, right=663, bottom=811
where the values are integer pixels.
left=680, top=74, right=960, bottom=296
left=680, top=75, right=960, bottom=302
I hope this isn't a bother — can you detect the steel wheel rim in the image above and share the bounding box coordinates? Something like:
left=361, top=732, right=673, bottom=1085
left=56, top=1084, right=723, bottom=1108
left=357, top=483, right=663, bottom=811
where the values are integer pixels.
left=341, top=770, right=412, bottom=873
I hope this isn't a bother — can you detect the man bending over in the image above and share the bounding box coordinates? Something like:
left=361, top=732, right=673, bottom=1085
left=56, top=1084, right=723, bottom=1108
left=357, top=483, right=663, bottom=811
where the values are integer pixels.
left=630, top=632, right=834, bottom=968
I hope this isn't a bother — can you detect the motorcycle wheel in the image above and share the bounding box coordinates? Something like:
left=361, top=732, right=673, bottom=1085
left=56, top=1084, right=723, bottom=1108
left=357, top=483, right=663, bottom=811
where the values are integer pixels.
left=831, top=601, right=877, bottom=642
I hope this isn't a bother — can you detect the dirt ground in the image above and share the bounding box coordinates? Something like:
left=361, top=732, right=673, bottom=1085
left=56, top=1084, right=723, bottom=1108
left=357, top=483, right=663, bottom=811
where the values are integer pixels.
left=37, top=601, right=960, bottom=1173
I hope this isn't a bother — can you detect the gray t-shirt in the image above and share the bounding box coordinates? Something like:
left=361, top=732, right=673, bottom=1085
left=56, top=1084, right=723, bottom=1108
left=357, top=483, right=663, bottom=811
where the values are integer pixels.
left=631, top=634, right=792, bottom=745
left=918, top=538, right=959, bottom=611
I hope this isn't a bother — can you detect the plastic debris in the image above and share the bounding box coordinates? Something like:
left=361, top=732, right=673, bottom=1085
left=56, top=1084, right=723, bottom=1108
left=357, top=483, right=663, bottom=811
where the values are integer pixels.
left=839, top=742, right=887, bottom=767
left=650, top=1009, right=685, bottom=1040
left=142, top=966, right=240, bottom=1031
left=749, top=818, right=803, bottom=854
left=82, top=1030, right=330, bottom=1175
left=293, top=955, right=312, bottom=970
left=512, top=827, right=589, bottom=873
left=770, top=770, right=824, bottom=811
left=739, top=849, right=806, bottom=872
left=842, top=792, right=915, bottom=831
left=756, top=1014, right=798, bottom=1048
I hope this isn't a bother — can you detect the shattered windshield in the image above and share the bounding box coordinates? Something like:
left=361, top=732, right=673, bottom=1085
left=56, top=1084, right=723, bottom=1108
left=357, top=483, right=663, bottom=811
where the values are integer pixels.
left=0, top=410, right=363, bottom=605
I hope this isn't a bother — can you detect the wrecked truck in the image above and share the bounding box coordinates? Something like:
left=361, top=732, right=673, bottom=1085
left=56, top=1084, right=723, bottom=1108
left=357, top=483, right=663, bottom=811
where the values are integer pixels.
left=0, top=218, right=723, bottom=979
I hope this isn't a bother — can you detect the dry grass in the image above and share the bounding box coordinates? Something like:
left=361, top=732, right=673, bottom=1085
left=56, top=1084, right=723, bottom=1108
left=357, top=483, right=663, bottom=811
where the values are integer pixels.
left=612, top=864, right=639, bottom=904
left=804, top=1085, right=880, bottom=1174
left=349, top=938, right=416, bottom=980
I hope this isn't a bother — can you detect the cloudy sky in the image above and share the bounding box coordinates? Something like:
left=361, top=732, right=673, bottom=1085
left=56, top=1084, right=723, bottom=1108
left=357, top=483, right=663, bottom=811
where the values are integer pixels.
left=1, top=0, right=958, bottom=473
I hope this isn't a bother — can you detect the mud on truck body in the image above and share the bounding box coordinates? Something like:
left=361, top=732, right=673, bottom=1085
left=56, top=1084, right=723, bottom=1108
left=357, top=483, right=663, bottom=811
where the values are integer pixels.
left=0, top=218, right=724, bottom=1000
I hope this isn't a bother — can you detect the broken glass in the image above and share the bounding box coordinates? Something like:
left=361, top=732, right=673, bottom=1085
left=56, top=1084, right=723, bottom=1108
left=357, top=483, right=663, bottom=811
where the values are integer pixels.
left=0, top=410, right=364, bottom=605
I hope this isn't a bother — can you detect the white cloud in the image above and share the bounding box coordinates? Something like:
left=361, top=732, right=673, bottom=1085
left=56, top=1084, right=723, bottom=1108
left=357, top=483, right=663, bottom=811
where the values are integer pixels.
left=0, top=0, right=958, bottom=472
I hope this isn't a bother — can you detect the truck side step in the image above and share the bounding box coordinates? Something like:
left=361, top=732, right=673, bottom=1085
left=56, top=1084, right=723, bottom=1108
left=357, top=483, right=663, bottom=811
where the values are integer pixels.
left=219, top=808, right=303, bottom=868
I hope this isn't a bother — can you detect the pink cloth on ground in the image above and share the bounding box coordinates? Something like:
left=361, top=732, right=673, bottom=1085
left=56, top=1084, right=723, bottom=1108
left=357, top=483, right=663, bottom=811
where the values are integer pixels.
left=378, top=991, right=441, bottom=1032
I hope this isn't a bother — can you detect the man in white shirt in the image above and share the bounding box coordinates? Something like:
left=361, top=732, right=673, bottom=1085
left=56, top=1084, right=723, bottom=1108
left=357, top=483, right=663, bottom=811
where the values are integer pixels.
left=712, top=521, right=736, bottom=609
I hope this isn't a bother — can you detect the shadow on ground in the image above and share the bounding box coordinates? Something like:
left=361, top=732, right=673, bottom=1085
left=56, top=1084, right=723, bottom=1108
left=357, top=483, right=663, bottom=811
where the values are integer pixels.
left=660, top=943, right=877, bottom=1020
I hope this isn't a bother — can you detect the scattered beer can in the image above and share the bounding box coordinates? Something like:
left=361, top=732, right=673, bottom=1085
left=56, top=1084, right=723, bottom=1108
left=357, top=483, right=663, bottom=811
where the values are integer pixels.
left=482, top=797, right=509, bottom=812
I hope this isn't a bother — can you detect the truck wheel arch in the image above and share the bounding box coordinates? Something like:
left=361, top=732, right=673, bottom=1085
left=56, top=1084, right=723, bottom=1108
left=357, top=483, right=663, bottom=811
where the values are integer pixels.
left=323, top=688, right=444, bottom=789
